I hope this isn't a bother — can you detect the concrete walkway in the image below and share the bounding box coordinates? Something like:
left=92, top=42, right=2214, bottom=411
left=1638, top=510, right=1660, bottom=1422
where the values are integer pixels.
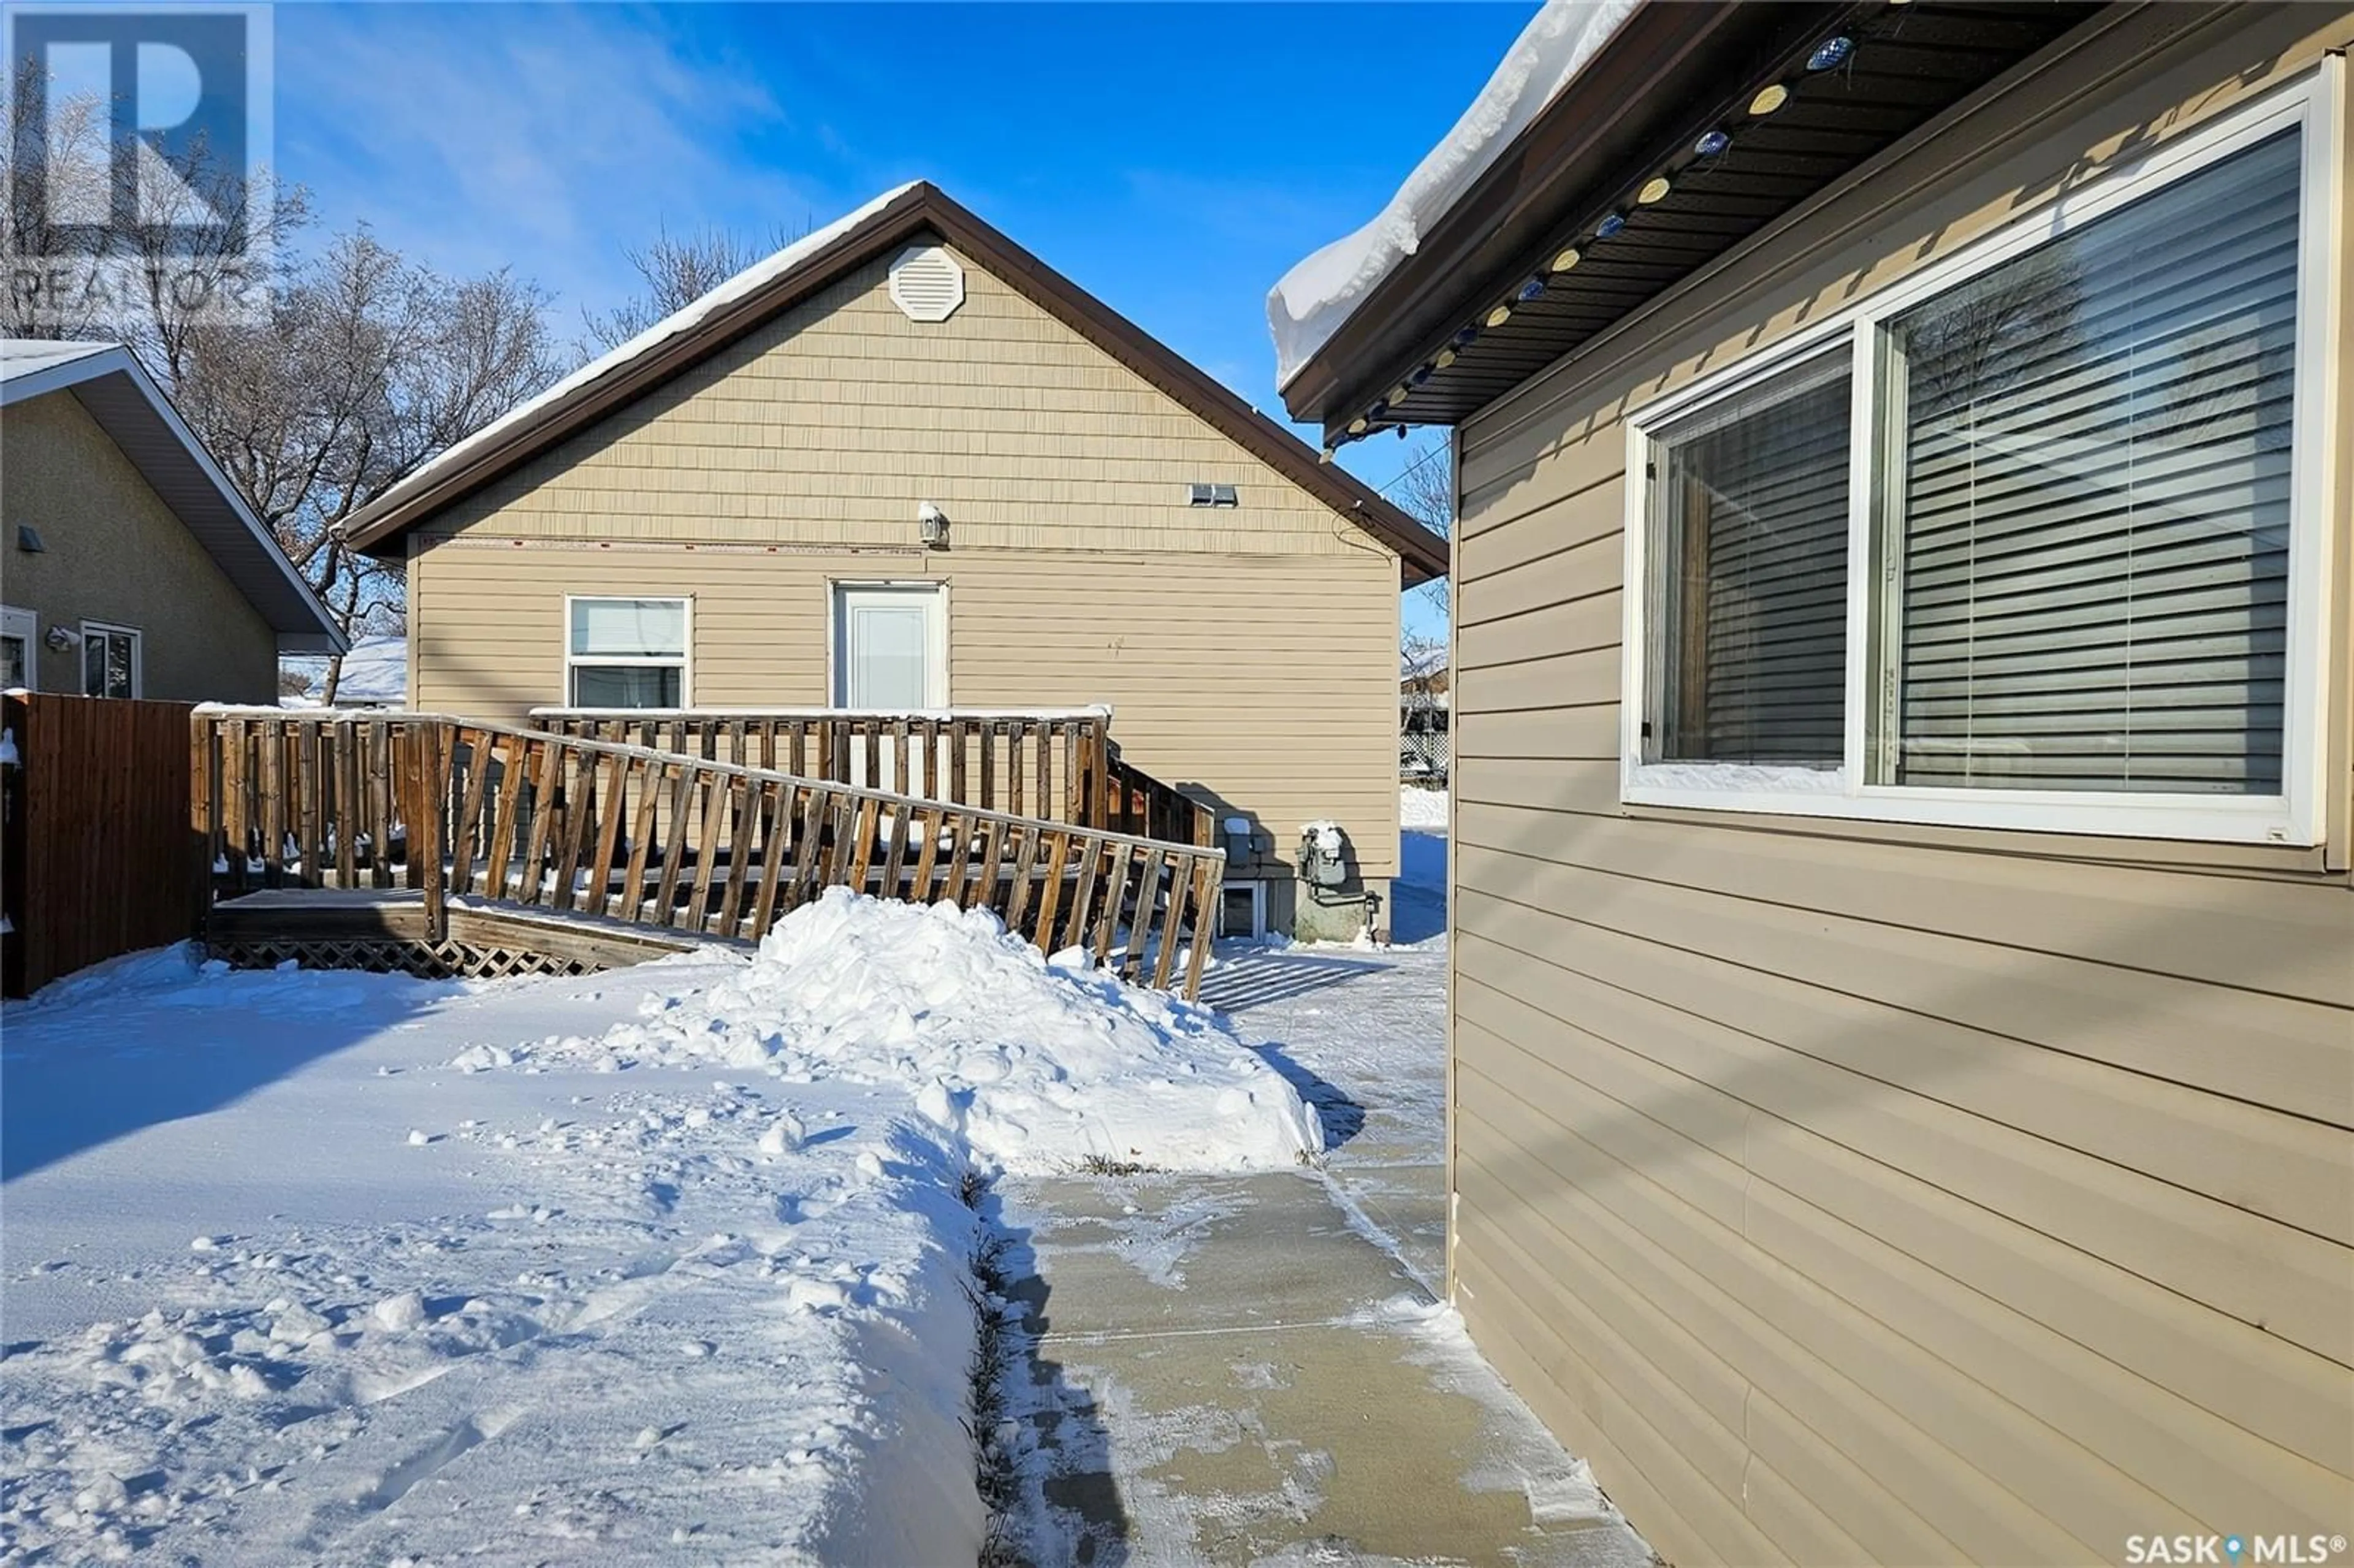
left=992, top=939, right=1658, bottom=1567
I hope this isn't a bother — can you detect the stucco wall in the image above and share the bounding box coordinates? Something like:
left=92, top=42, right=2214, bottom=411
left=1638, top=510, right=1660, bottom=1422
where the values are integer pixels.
left=1, top=390, right=280, bottom=702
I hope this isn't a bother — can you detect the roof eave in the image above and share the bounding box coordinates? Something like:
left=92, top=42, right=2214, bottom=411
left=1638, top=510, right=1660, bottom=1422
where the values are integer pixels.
left=1278, top=0, right=1811, bottom=430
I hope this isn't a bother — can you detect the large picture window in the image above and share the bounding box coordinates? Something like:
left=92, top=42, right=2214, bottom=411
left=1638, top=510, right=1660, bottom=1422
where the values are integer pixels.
left=566, top=596, right=688, bottom=707
left=1623, top=80, right=2336, bottom=845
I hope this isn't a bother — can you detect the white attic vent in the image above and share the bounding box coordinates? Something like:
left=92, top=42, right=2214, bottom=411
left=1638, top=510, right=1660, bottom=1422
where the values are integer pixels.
left=889, top=245, right=965, bottom=322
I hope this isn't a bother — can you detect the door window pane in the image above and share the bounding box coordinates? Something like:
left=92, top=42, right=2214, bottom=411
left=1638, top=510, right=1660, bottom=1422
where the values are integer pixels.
left=1883, top=130, right=2297, bottom=793
left=847, top=606, right=930, bottom=708
left=1647, top=354, right=1851, bottom=766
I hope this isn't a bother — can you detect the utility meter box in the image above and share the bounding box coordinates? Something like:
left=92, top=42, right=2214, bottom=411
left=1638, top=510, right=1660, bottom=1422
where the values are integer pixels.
left=1298, top=821, right=1350, bottom=889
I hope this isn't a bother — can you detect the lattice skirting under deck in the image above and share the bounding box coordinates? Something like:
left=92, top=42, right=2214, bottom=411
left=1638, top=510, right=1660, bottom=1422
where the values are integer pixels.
left=208, top=936, right=604, bottom=981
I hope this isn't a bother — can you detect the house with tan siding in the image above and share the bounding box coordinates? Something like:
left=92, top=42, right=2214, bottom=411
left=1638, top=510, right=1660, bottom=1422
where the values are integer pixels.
left=342, top=185, right=1446, bottom=939
left=1277, top=1, right=2353, bottom=1561
left=0, top=340, right=343, bottom=702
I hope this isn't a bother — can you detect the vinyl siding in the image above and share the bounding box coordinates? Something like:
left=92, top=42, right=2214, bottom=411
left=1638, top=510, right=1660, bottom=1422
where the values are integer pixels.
left=406, top=238, right=1404, bottom=883
left=413, top=541, right=1400, bottom=879
left=1446, top=8, right=2354, bottom=1565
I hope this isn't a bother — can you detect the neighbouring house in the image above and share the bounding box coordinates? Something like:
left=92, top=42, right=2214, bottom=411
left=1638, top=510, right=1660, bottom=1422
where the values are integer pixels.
left=0, top=340, right=345, bottom=701
left=340, top=183, right=1446, bottom=939
left=1277, top=3, right=2351, bottom=1563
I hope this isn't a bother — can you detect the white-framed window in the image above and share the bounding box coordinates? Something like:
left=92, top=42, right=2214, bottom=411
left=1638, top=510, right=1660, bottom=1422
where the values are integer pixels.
left=1621, top=70, right=2341, bottom=847
left=1, top=606, right=34, bottom=690
left=80, top=622, right=140, bottom=699
left=565, top=596, right=689, bottom=708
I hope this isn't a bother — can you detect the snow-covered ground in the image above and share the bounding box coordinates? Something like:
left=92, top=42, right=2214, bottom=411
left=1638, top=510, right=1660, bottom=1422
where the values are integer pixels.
left=0, top=894, right=1319, bottom=1563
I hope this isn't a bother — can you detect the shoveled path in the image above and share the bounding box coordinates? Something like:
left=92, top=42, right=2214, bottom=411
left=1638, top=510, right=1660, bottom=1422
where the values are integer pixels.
left=992, top=916, right=1658, bottom=1566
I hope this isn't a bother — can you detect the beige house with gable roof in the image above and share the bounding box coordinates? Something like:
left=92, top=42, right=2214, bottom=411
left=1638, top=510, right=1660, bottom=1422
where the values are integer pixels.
left=343, top=184, right=1446, bottom=938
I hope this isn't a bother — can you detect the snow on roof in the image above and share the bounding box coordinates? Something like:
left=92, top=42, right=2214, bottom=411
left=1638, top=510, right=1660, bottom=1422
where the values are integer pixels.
left=351, top=185, right=922, bottom=531
left=0, top=337, right=115, bottom=381
left=286, top=634, right=406, bottom=706
left=1265, top=0, right=1641, bottom=389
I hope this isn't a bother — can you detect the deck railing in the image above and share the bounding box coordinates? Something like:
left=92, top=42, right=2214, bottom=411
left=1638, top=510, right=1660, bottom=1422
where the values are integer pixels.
left=195, top=709, right=1221, bottom=996
left=530, top=706, right=1217, bottom=850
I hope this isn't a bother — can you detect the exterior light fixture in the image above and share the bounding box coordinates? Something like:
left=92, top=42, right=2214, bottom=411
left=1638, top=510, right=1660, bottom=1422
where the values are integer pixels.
left=1694, top=129, right=1731, bottom=157
left=1516, top=276, right=1547, bottom=302
left=1807, top=36, right=1853, bottom=70
left=1551, top=245, right=1582, bottom=272
left=1347, top=416, right=1370, bottom=436
left=1368, top=398, right=1390, bottom=420
left=1409, top=363, right=1433, bottom=386
left=917, top=500, right=950, bottom=548
left=1453, top=324, right=1480, bottom=348
left=1637, top=176, right=1672, bottom=205
left=1434, top=348, right=1457, bottom=370
left=1750, top=83, right=1789, bottom=115
left=1484, top=303, right=1513, bottom=329
left=1595, top=212, right=1626, bottom=239
left=1388, top=382, right=1411, bottom=403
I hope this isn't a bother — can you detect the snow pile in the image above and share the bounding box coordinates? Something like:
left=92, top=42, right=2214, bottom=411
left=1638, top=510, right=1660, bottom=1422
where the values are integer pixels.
left=1401, top=786, right=1450, bottom=830
left=495, top=889, right=1324, bottom=1173
left=2, top=952, right=985, bottom=1562
left=1267, top=0, right=1640, bottom=386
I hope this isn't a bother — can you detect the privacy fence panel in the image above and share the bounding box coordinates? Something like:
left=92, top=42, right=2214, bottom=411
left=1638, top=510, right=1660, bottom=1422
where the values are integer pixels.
left=0, top=693, right=202, bottom=998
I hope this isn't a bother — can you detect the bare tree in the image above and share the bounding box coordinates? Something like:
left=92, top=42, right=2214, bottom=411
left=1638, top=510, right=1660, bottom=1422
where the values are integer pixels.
left=2, top=70, right=559, bottom=700
left=1390, top=435, right=1453, bottom=628
left=580, top=219, right=812, bottom=352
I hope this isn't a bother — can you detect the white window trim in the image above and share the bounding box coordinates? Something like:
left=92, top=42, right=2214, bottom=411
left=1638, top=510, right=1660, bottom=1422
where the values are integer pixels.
left=563, top=595, right=692, bottom=708
left=1620, top=67, right=2343, bottom=848
left=1, top=605, right=35, bottom=689
left=79, top=620, right=142, bottom=699
left=826, top=580, right=950, bottom=710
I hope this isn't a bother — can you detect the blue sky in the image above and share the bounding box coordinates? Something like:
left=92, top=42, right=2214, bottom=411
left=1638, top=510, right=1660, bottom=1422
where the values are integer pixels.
left=275, top=3, right=1533, bottom=630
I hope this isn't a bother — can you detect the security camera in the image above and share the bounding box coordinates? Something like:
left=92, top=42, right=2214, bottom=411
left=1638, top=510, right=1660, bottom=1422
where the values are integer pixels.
left=917, top=500, right=949, bottom=548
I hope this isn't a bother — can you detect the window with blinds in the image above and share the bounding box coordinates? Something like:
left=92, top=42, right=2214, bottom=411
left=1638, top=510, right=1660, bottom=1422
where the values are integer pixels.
left=1879, top=129, right=2299, bottom=795
left=1646, top=354, right=1851, bottom=766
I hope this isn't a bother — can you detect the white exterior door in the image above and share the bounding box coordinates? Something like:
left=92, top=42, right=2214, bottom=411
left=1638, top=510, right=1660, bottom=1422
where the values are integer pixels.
left=833, top=585, right=945, bottom=709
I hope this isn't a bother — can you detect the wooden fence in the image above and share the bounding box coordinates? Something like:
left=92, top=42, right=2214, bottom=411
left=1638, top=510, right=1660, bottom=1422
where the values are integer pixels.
left=530, top=707, right=1216, bottom=848
left=1, top=693, right=202, bottom=997
left=199, top=710, right=1223, bottom=996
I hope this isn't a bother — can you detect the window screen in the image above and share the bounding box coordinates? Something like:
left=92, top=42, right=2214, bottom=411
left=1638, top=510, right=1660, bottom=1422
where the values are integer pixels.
left=1883, top=130, right=2298, bottom=794
left=1646, top=352, right=1851, bottom=766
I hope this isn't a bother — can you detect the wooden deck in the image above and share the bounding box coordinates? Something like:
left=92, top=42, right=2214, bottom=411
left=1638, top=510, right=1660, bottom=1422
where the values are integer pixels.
left=194, top=709, right=1224, bottom=996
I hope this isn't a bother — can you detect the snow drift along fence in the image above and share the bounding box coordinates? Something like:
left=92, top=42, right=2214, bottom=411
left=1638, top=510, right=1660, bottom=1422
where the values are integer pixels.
left=2, top=692, right=203, bottom=998
left=196, top=710, right=1223, bottom=997
left=528, top=707, right=1218, bottom=850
